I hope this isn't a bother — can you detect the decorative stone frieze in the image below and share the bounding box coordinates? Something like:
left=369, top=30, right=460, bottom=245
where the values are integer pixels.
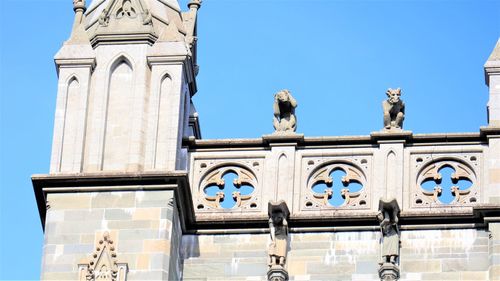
left=78, top=232, right=128, bottom=281
left=304, top=160, right=370, bottom=209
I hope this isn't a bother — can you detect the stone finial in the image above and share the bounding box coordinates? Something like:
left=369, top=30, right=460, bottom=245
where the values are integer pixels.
left=267, top=201, right=290, bottom=281
left=382, top=88, right=405, bottom=131
left=66, top=0, right=91, bottom=45
left=273, top=90, right=297, bottom=134
left=188, top=0, right=202, bottom=10
left=73, top=0, right=86, bottom=12
left=377, top=198, right=401, bottom=281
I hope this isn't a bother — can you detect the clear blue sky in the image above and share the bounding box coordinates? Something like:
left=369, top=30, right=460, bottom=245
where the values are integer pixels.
left=0, top=0, right=499, bottom=279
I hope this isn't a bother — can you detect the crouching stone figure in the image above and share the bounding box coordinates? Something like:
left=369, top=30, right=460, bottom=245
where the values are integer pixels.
left=382, top=88, right=405, bottom=130
left=273, top=90, right=297, bottom=133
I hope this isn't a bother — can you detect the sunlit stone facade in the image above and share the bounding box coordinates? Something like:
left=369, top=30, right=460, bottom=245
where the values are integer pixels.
left=33, top=0, right=500, bottom=280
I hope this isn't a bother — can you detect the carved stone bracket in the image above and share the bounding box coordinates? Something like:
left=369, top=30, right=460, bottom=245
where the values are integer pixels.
left=78, top=232, right=128, bottom=281
left=267, top=265, right=289, bottom=281
left=378, top=263, right=400, bottom=281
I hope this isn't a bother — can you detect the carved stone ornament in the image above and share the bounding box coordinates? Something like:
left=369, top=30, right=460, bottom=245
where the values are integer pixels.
left=98, top=8, right=110, bottom=26
left=377, top=198, right=400, bottom=281
left=273, top=89, right=297, bottom=134
left=305, top=162, right=369, bottom=209
left=413, top=159, right=477, bottom=207
left=267, top=265, right=289, bottom=281
left=198, top=165, right=258, bottom=210
left=78, top=232, right=128, bottom=281
left=267, top=201, right=290, bottom=281
left=382, top=88, right=405, bottom=131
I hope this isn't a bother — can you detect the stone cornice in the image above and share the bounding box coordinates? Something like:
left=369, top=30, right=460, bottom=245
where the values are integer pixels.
left=184, top=131, right=487, bottom=150
left=32, top=171, right=195, bottom=232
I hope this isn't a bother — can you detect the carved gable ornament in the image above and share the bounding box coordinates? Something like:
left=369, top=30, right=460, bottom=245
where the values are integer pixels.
left=78, top=232, right=128, bottom=281
left=90, top=0, right=156, bottom=46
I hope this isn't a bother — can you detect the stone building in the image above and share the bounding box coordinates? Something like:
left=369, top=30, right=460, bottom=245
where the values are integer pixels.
left=32, top=0, right=500, bottom=280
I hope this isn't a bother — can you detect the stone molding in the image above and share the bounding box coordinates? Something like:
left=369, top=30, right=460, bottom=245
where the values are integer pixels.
left=31, top=172, right=194, bottom=231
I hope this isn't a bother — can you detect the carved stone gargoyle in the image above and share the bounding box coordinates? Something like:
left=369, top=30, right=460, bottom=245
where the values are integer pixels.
left=267, top=200, right=290, bottom=281
left=273, top=90, right=297, bottom=134
left=377, top=197, right=401, bottom=281
left=382, top=88, right=405, bottom=131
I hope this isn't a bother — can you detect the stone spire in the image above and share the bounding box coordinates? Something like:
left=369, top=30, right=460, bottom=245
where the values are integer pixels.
left=484, top=38, right=500, bottom=127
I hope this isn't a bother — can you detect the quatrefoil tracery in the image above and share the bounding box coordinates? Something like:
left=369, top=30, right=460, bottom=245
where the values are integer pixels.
left=307, top=163, right=368, bottom=208
left=200, top=166, right=257, bottom=209
left=415, top=160, right=476, bottom=206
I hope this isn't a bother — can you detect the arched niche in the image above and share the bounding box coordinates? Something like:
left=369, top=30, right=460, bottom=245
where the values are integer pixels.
left=102, top=58, right=134, bottom=171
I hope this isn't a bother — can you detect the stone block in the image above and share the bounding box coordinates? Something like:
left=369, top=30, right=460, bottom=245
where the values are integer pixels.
left=127, top=270, right=166, bottom=280
left=224, top=262, right=267, bottom=277
left=45, top=233, right=80, bottom=244
left=63, top=244, right=93, bottom=254
left=48, top=193, right=92, bottom=209
left=42, top=272, right=78, bottom=280
left=183, top=263, right=226, bottom=279
left=91, top=192, right=135, bottom=208
left=144, top=239, right=171, bottom=253
left=420, top=272, right=460, bottom=280
left=133, top=207, right=161, bottom=220
left=64, top=209, right=104, bottom=220
left=136, top=253, right=150, bottom=270
left=490, top=265, right=500, bottom=281
left=115, top=240, right=144, bottom=253
left=107, top=220, right=152, bottom=229
left=306, top=262, right=354, bottom=275
left=104, top=208, right=133, bottom=220
left=355, top=261, right=378, bottom=274
left=119, top=229, right=159, bottom=240
left=490, top=168, right=500, bottom=183
left=288, top=260, right=307, bottom=275
left=461, top=271, right=488, bottom=280
left=402, top=260, right=441, bottom=273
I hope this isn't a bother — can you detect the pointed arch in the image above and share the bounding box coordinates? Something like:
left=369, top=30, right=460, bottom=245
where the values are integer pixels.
left=60, top=75, right=82, bottom=172
left=386, top=150, right=397, bottom=198
left=153, top=73, right=173, bottom=169
left=102, top=55, right=135, bottom=171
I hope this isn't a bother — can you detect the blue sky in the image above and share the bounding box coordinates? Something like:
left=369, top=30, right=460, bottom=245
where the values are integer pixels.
left=0, top=0, right=499, bottom=279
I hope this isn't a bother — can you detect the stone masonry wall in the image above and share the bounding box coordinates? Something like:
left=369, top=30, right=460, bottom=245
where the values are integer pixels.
left=41, top=190, right=179, bottom=280
left=182, top=229, right=489, bottom=281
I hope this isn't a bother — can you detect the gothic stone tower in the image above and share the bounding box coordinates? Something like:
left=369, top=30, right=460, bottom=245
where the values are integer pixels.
left=34, top=1, right=500, bottom=281
left=33, top=0, right=201, bottom=279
